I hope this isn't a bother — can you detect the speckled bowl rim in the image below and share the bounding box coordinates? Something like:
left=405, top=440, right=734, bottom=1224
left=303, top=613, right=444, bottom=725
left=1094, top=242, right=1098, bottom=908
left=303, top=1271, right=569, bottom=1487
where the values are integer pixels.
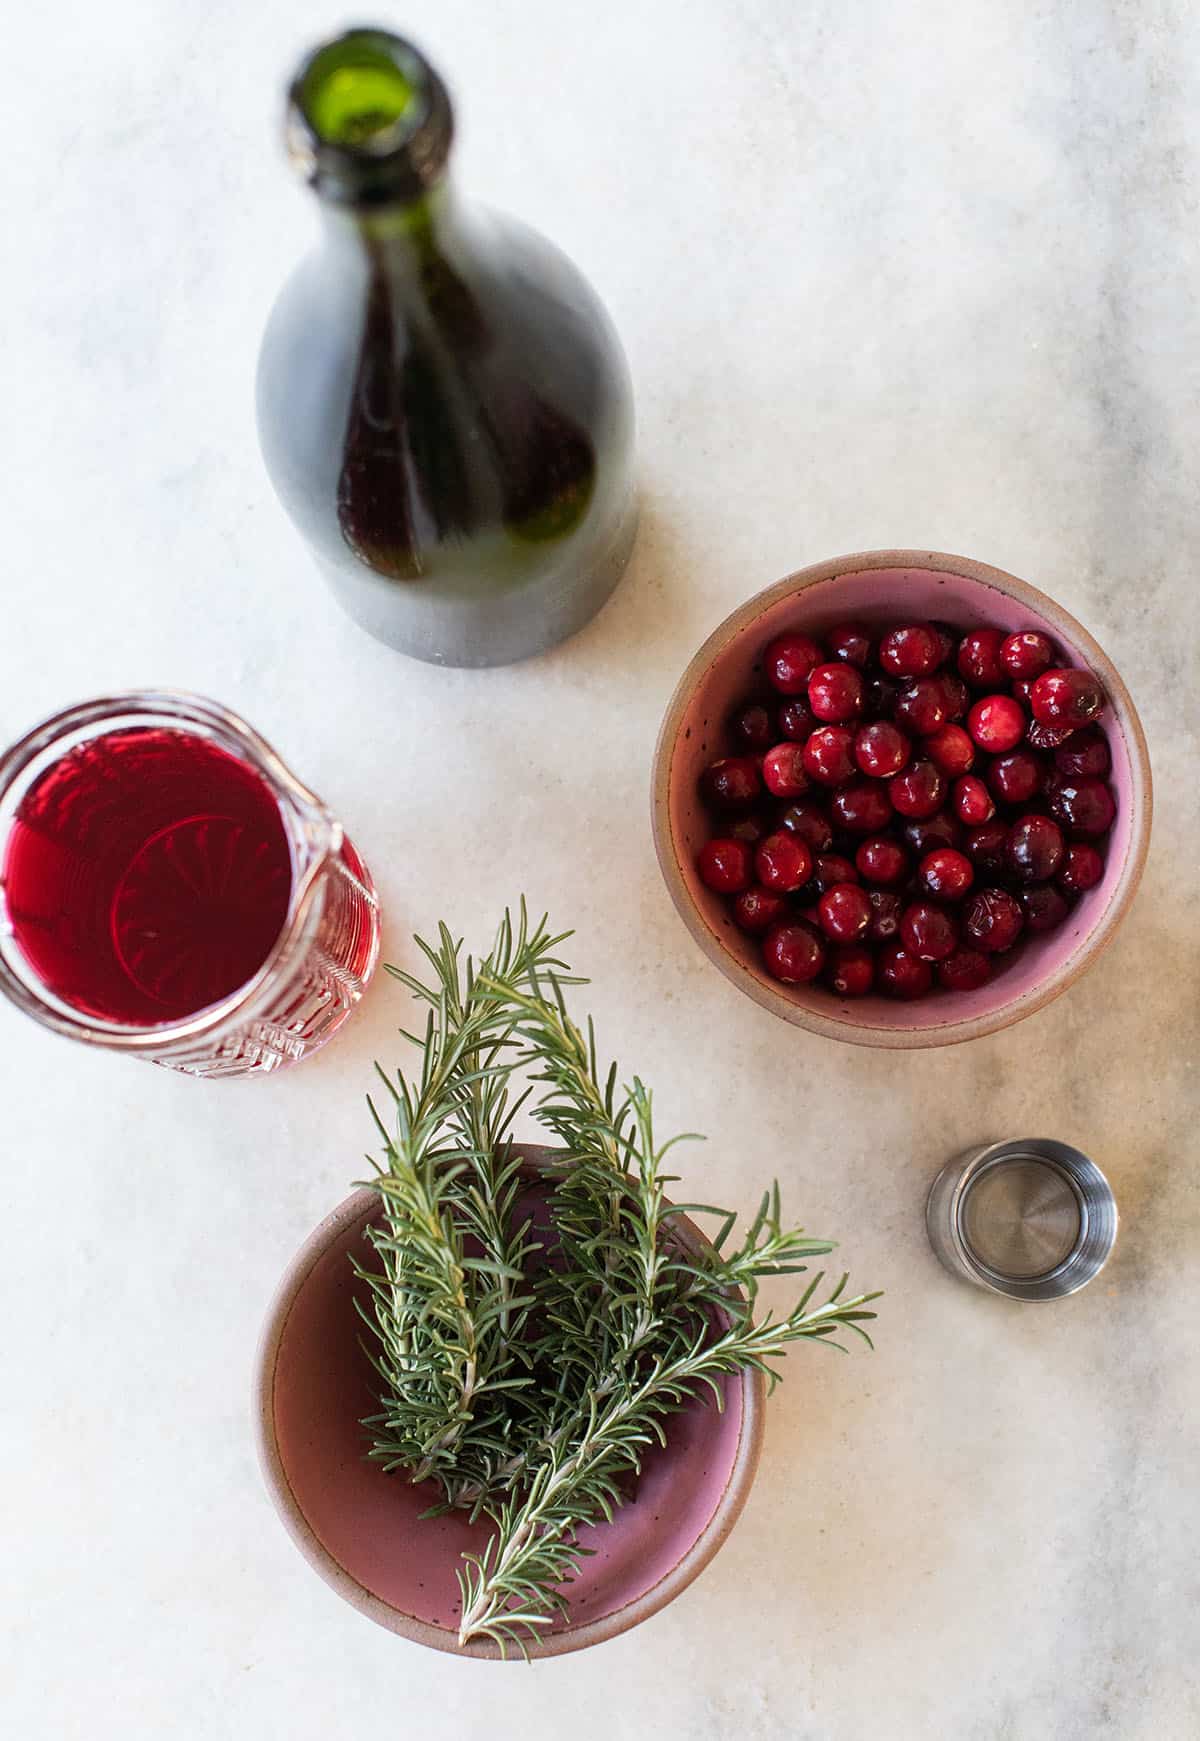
left=651, top=549, right=1153, bottom=1050
left=254, top=1152, right=766, bottom=1659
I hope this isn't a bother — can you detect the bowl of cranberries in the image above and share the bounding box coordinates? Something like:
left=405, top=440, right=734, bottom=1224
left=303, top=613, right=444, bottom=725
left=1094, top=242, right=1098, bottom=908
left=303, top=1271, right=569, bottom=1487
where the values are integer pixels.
left=652, top=550, right=1151, bottom=1047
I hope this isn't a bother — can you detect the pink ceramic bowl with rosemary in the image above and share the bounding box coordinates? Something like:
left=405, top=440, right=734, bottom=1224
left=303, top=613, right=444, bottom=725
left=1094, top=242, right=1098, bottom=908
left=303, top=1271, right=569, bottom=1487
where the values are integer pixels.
left=652, top=550, right=1152, bottom=1049
left=255, top=1149, right=764, bottom=1660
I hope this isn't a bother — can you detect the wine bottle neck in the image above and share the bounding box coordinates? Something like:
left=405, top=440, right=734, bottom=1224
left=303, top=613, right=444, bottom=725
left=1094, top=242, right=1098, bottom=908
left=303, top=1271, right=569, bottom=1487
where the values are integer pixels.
left=316, top=180, right=470, bottom=273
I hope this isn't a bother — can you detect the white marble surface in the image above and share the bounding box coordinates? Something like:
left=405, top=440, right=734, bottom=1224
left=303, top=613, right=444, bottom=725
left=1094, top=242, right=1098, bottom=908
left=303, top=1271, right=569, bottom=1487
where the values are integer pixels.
left=2, top=2, right=1198, bottom=1736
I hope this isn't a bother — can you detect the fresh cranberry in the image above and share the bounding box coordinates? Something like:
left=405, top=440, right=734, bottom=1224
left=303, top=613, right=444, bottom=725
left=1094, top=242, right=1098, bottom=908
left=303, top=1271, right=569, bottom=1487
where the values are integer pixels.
left=895, top=677, right=948, bottom=737
left=777, top=697, right=817, bottom=741
left=963, top=820, right=1009, bottom=878
left=889, top=760, right=946, bottom=819
left=854, top=719, right=911, bottom=778
left=1057, top=842, right=1105, bottom=893
left=827, top=622, right=873, bottom=668
left=832, top=780, right=894, bottom=834
left=700, top=756, right=761, bottom=810
left=1020, top=884, right=1071, bottom=933
left=938, top=948, right=992, bottom=992
left=763, top=633, right=825, bottom=695
left=1011, top=678, right=1035, bottom=707
left=954, top=774, right=995, bottom=824
left=808, top=662, right=866, bottom=723
left=967, top=694, right=1026, bottom=753
left=866, top=890, right=903, bottom=941
left=879, top=623, right=944, bottom=677
left=900, top=901, right=960, bottom=962
left=818, top=882, right=873, bottom=942
left=732, top=885, right=788, bottom=933
left=1030, top=667, right=1105, bottom=728
left=755, top=831, right=812, bottom=892
left=856, top=835, right=909, bottom=886
left=987, top=749, right=1043, bottom=806
left=1046, top=774, right=1116, bottom=839
left=957, top=628, right=1007, bottom=688
left=1055, top=726, right=1111, bottom=779
left=779, top=800, right=834, bottom=854
left=877, top=942, right=934, bottom=999
left=1006, top=814, right=1065, bottom=882
left=865, top=675, right=900, bottom=718
left=930, top=671, right=970, bottom=722
left=697, top=838, right=753, bottom=893
left=932, top=624, right=958, bottom=667
left=761, top=742, right=811, bottom=798
left=731, top=703, right=775, bottom=752
left=728, top=814, right=768, bottom=844
left=1026, top=720, right=1076, bottom=752
left=925, top=723, right=975, bottom=776
left=813, top=853, right=859, bottom=892
left=827, top=944, right=874, bottom=997
left=963, top=887, right=1024, bottom=954
left=803, top=726, right=857, bottom=786
left=903, top=813, right=964, bottom=857
left=762, top=920, right=825, bottom=983
left=919, top=848, right=974, bottom=901
left=1000, top=631, right=1054, bottom=680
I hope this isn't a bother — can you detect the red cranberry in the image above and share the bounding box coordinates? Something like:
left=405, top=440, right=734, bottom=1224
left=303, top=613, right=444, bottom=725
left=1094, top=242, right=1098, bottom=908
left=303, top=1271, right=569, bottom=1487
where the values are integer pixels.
left=697, top=839, right=752, bottom=893
left=963, top=820, right=1009, bottom=878
left=854, top=719, right=911, bottom=778
left=701, top=756, right=761, bottom=810
left=919, top=847, right=974, bottom=901
left=1000, top=631, right=1054, bottom=681
left=938, top=948, right=992, bottom=992
left=813, top=853, right=859, bottom=892
left=900, top=901, right=959, bottom=962
left=889, top=759, right=946, bottom=819
left=987, top=749, right=1043, bottom=806
left=1046, top=774, right=1116, bottom=839
left=954, top=774, right=995, bottom=825
left=808, top=662, right=865, bottom=723
left=895, top=677, right=949, bottom=737
left=779, top=800, right=834, bottom=854
left=1055, top=726, right=1110, bottom=779
left=879, top=623, right=944, bottom=678
left=963, top=887, right=1024, bottom=954
left=957, top=628, right=1007, bottom=688
left=1058, top=842, right=1105, bottom=893
left=903, top=813, right=964, bottom=857
left=762, top=742, right=811, bottom=798
left=1006, top=814, right=1065, bottom=882
left=865, top=674, right=900, bottom=718
left=732, top=703, right=775, bottom=751
left=763, top=633, right=824, bottom=695
left=932, top=624, right=958, bottom=667
left=866, top=890, right=903, bottom=941
left=832, top=780, right=894, bottom=834
left=925, top=723, right=975, bottom=777
left=856, top=835, right=909, bottom=886
left=1020, top=884, right=1071, bottom=933
left=827, top=944, right=874, bottom=997
left=968, top=694, right=1026, bottom=753
left=1026, top=720, right=1076, bottom=752
left=818, top=882, right=873, bottom=942
left=762, top=920, right=825, bottom=983
left=1031, top=667, right=1105, bottom=729
left=803, top=726, right=856, bottom=787
left=878, top=941, right=934, bottom=999
left=728, top=814, right=768, bottom=844
left=732, top=885, right=788, bottom=933
left=827, top=622, right=873, bottom=668
left=756, top=831, right=812, bottom=892
left=930, top=672, right=970, bottom=722
left=778, top=697, right=817, bottom=741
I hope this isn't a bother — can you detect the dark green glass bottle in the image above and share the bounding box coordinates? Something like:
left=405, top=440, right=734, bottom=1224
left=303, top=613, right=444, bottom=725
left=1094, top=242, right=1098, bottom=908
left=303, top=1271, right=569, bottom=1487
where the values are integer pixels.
left=257, top=29, right=638, bottom=667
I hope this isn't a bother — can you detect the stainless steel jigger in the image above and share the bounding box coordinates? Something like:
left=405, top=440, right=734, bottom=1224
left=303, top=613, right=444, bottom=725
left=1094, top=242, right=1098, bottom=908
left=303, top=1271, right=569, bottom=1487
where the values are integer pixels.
left=926, top=1139, right=1118, bottom=1301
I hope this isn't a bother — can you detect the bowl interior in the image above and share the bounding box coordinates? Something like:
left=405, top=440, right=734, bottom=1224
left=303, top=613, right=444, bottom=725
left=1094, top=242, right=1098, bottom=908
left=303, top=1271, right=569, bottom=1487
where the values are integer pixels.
left=663, top=563, right=1142, bottom=1040
left=261, top=1186, right=752, bottom=1657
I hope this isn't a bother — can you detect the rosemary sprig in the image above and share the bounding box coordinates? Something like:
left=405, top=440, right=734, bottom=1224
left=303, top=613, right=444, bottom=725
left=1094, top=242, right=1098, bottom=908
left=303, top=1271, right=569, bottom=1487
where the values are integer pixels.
left=356, top=904, right=880, bottom=1655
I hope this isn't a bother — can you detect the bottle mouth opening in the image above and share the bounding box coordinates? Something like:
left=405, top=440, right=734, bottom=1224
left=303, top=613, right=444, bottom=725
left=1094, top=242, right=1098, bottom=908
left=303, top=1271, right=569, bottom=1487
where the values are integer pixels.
left=288, top=29, right=453, bottom=204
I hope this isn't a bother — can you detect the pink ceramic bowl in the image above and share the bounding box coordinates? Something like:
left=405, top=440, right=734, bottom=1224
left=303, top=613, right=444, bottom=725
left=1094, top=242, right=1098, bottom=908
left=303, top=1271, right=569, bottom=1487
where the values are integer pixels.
left=652, top=550, right=1151, bottom=1049
left=255, top=1149, right=764, bottom=1659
